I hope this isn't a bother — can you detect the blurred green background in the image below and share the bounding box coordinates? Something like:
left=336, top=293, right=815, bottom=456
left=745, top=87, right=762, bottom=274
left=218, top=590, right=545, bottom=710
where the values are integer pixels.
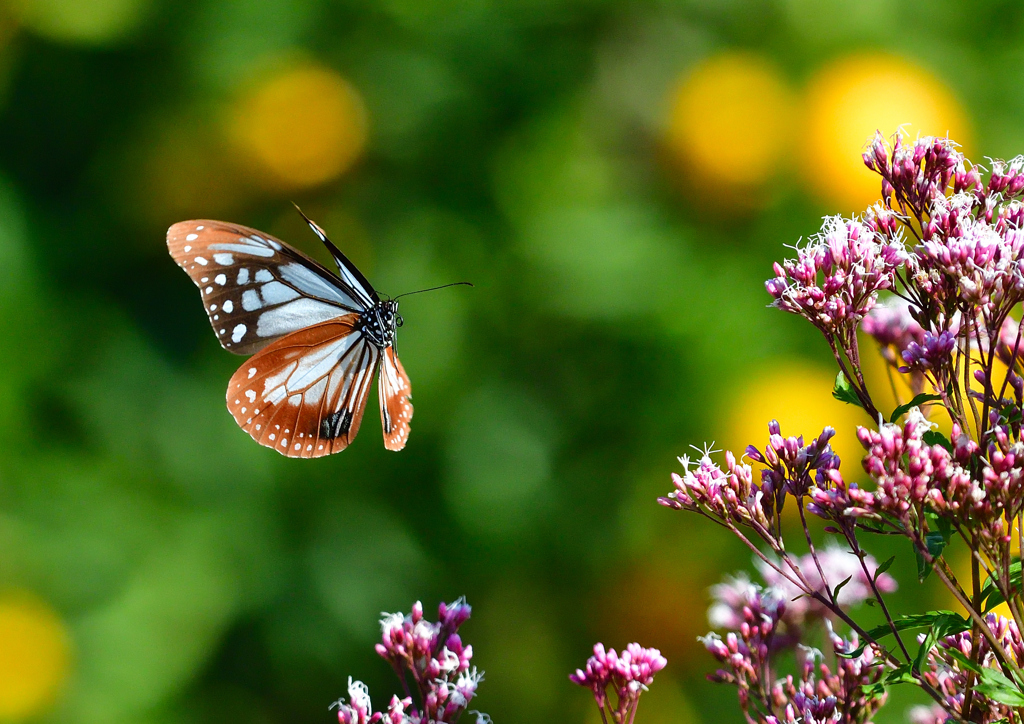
left=0, top=0, right=1020, bottom=722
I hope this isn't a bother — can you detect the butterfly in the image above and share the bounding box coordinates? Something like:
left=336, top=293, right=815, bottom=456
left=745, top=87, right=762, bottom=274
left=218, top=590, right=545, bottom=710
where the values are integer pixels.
left=167, top=210, right=467, bottom=458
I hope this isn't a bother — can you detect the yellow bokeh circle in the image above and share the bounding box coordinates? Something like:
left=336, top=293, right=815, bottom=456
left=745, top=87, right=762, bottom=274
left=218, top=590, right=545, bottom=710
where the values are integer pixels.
left=0, top=591, right=71, bottom=719
left=666, top=52, right=795, bottom=192
left=723, top=361, right=868, bottom=485
left=801, top=54, right=970, bottom=212
left=229, top=63, right=368, bottom=191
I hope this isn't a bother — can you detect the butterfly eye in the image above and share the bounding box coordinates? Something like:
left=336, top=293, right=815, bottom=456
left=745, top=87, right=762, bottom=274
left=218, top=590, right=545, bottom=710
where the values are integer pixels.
left=396, top=313, right=404, bottom=328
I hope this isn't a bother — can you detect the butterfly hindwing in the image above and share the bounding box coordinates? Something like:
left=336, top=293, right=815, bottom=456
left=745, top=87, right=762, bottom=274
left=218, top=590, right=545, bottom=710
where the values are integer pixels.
left=167, top=220, right=371, bottom=355
left=226, top=315, right=380, bottom=458
left=378, top=345, right=413, bottom=451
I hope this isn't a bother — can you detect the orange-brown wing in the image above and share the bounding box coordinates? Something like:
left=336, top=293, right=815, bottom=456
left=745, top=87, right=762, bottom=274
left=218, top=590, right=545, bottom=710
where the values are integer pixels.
left=226, top=315, right=380, bottom=458
left=378, top=346, right=413, bottom=451
left=167, top=220, right=366, bottom=355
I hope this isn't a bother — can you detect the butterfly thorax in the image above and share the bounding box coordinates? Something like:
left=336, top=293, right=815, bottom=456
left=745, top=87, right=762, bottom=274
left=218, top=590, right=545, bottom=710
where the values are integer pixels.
left=357, top=300, right=399, bottom=349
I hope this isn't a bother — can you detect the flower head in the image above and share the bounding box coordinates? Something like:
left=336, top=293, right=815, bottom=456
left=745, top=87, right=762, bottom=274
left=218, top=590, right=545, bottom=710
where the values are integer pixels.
left=571, top=643, right=666, bottom=724
left=766, top=216, right=905, bottom=336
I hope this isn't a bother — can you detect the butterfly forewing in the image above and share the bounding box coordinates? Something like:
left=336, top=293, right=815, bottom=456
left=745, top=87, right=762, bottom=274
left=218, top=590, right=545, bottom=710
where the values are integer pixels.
left=167, top=220, right=371, bottom=355
left=379, top=346, right=413, bottom=451
left=226, top=316, right=381, bottom=458
left=295, top=209, right=379, bottom=310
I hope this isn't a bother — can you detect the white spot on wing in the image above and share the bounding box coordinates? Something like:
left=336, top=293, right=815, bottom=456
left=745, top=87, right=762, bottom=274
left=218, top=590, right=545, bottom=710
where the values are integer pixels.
left=256, top=298, right=347, bottom=337
left=260, top=281, right=300, bottom=305
left=279, top=263, right=360, bottom=308
left=242, top=289, right=261, bottom=311
left=223, top=300, right=234, bottom=313
left=248, top=367, right=257, bottom=379
left=186, top=233, right=198, bottom=241
left=213, top=253, right=234, bottom=265
left=255, top=269, right=273, bottom=283
left=237, top=268, right=250, bottom=284
left=215, top=274, right=227, bottom=285
left=231, top=324, right=247, bottom=343
left=209, top=242, right=273, bottom=258
left=195, top=256, right=208, bottom=265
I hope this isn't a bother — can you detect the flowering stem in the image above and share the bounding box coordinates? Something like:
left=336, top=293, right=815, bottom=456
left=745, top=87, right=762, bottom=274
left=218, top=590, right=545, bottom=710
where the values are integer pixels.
left=726, top=518, right=958, bottom=717
left=797, top=501, right=834, bottom=605
left=924, top=545, right=1024, bottom=683
left=847, top=529, right=911, bottom=661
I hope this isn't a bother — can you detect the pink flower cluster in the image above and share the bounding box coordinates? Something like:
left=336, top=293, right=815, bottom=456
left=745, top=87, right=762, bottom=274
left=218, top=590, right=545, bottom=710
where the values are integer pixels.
left=745, top=421, right=840, bottom=500
left=860, top=297, right=926, bottom=370
left=570, top=643, right=666, bottom=724
left=659, top=422, right=843, bottom=547
left=333, top=679, right=414, bottom=724
left=919, top=614, right=1024, bottom=722
left=333, top=599, right=488, bottom=724
left=765, top=216, right=905, bottom=336
left=658, top=450, right=774, bottom=536
left=766, top=631, right=886, bottom=724
left=862, top=132, right=975, bottom=216
left=702, top=580, right=885, bottom=724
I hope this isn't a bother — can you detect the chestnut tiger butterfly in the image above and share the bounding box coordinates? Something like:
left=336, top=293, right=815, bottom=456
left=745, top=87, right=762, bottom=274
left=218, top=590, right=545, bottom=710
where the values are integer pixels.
left=167, top=209, right=470, bottom=458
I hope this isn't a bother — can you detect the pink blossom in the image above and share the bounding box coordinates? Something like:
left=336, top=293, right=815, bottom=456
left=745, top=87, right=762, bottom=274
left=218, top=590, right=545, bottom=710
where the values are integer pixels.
left=571, top=643, right=666, bottom=724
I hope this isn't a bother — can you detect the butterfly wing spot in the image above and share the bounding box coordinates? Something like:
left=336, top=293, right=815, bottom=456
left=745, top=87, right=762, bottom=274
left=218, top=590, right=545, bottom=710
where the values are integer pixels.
left=213, top=253, right=234, bottom=265
left=237, top=268, right=250, bottom=284
left=248, top=367, right=257, bottom=379
left=186, top=233, right=198, bottom=241
left=242, top=290, right=261, bottom=311
left=223, top=300, right=234, bottom=313
left=195, top=257, right=208, bottom=265
left=215, top=274, right=227, bottom=285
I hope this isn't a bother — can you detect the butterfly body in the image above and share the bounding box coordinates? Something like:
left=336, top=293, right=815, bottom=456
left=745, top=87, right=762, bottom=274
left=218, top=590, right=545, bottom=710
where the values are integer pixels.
left=356, top=299, right=402, bottom=348
left=167, top=216, right=413, bottom=457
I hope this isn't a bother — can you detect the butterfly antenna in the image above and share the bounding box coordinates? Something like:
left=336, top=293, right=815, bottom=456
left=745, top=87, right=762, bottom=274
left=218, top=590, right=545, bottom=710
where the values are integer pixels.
left=393, top=282, right=474, bottom=300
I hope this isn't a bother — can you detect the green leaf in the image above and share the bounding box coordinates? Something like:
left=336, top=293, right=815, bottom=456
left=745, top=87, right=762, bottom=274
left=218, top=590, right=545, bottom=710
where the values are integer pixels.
left=916, top=532, right=948, bottom=581
left=885, top=664, right=916, bottom=685
left=861, top=611, right=963, bottom=639
left=890, top=393, right=943, bottom=423
left=943, top=647, right=982, bottom=674
left=832, top=371, right=863, bottom=408
left=982, top=560, right=1022, bottom=612
left=831, top=575, right=853, bottom=600
left=860, top=681, right=887, bottom=698
left=977, top=668, right=1024, bottom=706
left=922, top=430, right=952, bottom=451
left=913, top=625, right=938, bottom=674
left=874, top=555, right=896, bottom=582
left=838, top=611, right=970, bottom=659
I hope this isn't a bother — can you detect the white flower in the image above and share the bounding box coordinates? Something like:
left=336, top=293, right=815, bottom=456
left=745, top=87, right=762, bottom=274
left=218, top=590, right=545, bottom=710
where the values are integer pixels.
left=347, top=678, right=372, bottom=714
left=379, top=611, right=405, bottom=634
